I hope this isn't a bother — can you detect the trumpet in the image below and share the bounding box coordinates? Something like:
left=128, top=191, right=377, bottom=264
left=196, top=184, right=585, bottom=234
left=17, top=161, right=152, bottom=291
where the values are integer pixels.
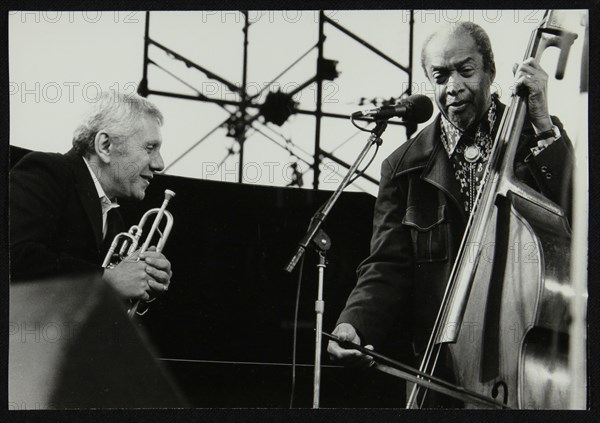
left=102, top=189, right=176, bottom=317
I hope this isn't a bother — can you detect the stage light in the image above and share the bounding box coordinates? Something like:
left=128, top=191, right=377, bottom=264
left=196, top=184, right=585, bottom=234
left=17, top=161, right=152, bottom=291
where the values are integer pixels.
left=259, top=90, right=298, bottom=126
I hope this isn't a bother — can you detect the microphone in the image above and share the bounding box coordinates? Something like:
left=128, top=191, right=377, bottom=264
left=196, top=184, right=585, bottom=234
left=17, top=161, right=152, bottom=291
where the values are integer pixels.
left=351, top=94, right=434, bottom=123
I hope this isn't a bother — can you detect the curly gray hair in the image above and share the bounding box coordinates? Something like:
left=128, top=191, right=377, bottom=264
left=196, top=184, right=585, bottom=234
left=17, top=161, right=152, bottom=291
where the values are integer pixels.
left=72, top=92, right=163, bottom=156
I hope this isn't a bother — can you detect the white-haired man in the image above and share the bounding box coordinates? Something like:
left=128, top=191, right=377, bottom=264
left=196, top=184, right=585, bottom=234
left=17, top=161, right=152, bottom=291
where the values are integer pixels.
left=11, top=92, right=172, bottom=303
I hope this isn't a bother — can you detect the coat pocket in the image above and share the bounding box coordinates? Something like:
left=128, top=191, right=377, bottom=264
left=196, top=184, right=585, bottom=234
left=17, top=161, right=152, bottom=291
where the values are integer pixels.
left=402, top=205, right=449, bottom=262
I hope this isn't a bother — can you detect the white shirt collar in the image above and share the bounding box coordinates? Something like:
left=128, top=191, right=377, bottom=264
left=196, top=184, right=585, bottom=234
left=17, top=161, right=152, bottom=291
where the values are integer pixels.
left=440, top=117, right=463, bottom=157
left=82, top=156, right=120, bottom=214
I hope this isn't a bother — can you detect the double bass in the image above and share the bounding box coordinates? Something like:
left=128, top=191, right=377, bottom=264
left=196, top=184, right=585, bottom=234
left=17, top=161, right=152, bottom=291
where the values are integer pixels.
left=404, top=11, right=582, bottom=409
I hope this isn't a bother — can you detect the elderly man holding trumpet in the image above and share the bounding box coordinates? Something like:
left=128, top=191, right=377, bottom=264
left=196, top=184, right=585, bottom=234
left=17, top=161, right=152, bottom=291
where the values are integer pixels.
left=10, top=92, right=173, bottom=308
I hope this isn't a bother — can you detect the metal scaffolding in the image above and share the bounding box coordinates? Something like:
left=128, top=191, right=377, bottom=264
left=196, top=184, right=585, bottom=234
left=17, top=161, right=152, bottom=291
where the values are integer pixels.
left=138, top=10, right=415, bottom=189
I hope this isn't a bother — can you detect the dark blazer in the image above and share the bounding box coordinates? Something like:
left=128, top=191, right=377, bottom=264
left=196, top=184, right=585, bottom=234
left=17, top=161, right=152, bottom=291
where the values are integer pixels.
left=337, top=102, right=574, bottom=355
left=10, top=148, right=124, bottom=281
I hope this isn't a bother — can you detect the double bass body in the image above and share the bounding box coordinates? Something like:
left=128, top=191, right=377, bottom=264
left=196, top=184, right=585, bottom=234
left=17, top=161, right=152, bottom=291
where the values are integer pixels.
left=447, top=189, right=572, bottom=408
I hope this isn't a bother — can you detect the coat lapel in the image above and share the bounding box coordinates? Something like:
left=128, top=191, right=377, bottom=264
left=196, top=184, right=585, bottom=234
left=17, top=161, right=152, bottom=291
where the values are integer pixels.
left=64, top=149, right=103, bottom=250
left=396, top=115, right=467, bottom=222
left=421, top=137, right=467, bottom=222
left=420, top=101, right=507, bottom=223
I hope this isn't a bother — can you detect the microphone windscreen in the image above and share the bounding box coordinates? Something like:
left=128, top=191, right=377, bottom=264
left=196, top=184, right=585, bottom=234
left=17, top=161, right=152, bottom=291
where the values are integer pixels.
left=406, top=94, right=434, bottom=123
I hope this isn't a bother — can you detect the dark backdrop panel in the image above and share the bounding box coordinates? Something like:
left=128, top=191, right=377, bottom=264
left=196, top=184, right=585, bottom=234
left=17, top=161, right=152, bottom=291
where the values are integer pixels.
left=122, top=173, right=375, bottom=364
left=123, top=170, right=411, bottom=407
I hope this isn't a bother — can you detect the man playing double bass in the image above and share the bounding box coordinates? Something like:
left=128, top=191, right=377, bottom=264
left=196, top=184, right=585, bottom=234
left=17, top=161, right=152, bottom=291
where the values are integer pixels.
left=327, top=21, right=573, bottom=407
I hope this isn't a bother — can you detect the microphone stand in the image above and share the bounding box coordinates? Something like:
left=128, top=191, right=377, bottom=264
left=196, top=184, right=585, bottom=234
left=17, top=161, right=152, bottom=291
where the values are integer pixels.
left=312, top=230, right=330, bottom=409
left=285, top=120, right=388, bottom=408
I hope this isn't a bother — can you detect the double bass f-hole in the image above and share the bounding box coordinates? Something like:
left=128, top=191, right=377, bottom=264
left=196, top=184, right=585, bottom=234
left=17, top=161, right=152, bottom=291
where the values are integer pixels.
left=492, top=381, right=508, bottom=406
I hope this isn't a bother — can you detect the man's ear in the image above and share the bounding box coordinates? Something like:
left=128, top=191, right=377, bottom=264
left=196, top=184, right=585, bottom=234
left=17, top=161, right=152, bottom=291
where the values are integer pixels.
left=489, top=65, right=496, bottom=83
left=94, top=131, right=111, bottom=164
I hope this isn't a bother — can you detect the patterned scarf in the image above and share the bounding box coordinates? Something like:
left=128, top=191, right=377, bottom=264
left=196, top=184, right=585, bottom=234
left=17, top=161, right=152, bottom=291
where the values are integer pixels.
left=440, top=100, right=497, bottom=214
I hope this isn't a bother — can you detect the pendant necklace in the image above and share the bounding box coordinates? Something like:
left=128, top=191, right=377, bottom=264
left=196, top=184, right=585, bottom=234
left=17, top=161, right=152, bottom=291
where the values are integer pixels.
left=464, top=144, right=482, bottom=163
